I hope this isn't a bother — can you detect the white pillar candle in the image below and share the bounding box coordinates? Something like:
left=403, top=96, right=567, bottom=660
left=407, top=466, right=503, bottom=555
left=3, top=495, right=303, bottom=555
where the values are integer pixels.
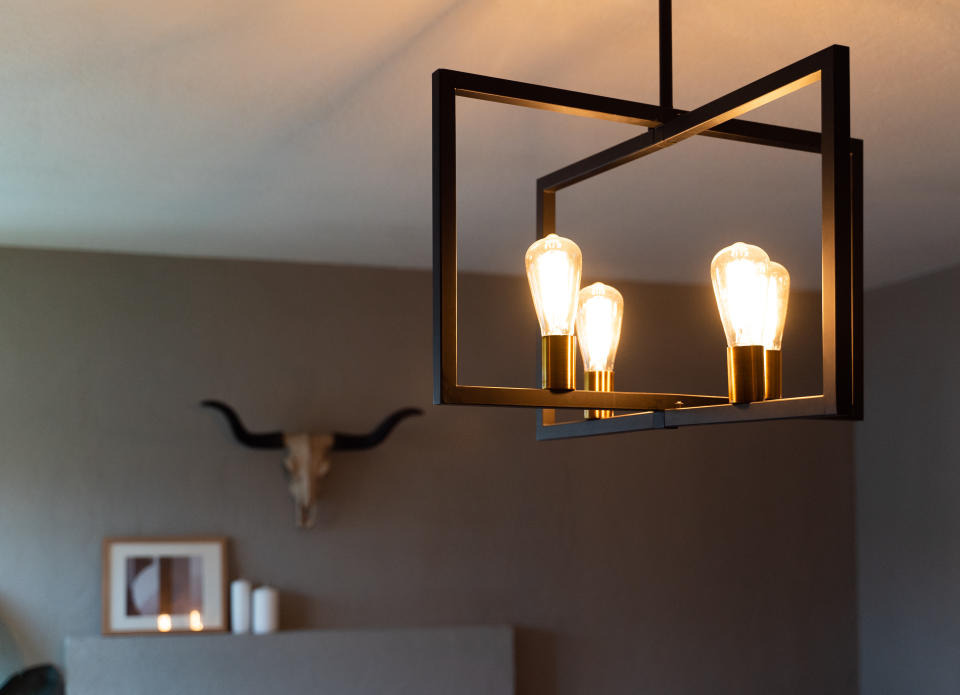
left=251, top=586, right=279, bottom=634
left=230, top=579, right=252, bottom=634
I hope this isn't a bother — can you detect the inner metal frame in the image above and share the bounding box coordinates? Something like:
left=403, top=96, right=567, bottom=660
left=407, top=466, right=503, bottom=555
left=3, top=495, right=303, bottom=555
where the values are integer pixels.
left=433, top=43, right=862, bottom=440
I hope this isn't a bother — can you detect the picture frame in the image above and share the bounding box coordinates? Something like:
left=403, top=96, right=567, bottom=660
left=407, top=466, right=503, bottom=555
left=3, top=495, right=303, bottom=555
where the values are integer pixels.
left=102, top=536, right=228, bottom=635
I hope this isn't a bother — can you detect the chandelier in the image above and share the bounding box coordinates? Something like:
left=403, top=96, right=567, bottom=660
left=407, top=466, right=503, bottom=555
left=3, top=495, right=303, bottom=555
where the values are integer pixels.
left=432, top=0, right=862, bottom=439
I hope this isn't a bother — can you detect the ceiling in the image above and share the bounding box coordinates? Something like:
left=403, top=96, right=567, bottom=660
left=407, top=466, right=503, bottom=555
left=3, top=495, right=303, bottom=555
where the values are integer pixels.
left=0, top=0, right=956, bottom=289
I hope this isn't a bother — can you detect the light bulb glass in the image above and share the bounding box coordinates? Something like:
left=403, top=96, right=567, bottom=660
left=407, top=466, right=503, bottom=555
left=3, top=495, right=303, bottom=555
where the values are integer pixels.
left=576, top=283, right=624, bottom=372
left=762, top=261, right=790, bottom=350
left=711, top=242, right=771, bottom=347
left=525, top=233, right=582, bottom=336
left=156, top=613, right=172, bottom=633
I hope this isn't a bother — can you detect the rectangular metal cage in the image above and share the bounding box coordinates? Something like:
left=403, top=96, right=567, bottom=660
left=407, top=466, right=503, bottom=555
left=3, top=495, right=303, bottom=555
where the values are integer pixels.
left=433, top=44, right=862, bottom=440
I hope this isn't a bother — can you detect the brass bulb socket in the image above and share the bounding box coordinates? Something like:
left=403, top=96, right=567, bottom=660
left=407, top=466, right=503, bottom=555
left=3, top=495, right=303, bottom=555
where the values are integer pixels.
left=726, top=345, right=765, bottom=404
left=764, top=349, right=782, bottom=400
left=541, top=335, right=576, bottom=391
left=584, top=370, right=614, bottom=420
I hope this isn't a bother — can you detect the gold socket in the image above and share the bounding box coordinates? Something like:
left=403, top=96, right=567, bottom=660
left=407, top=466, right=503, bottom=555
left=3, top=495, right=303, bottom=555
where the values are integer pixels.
left=584, top=370, right=614, bottom=420
left=541, top=335, right=576, bottom=391
left=764, top=349, right=782, bottom=400
left=726, top=345, right=765, bottom=404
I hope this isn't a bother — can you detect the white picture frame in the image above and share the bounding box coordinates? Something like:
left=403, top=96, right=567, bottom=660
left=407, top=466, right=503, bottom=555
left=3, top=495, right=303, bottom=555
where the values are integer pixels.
left=102, top=537, right=227, bottom=635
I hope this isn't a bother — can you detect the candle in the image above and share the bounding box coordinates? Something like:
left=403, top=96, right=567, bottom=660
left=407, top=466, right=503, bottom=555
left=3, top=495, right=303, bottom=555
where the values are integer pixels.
left=251, top=586, right=278, bottom=634
left=230, top=579, right=252, bottom=634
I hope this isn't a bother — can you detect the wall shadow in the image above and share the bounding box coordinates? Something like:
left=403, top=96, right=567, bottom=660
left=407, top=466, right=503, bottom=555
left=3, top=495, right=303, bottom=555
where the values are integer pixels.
left=515, top=627, right=557, bottom=695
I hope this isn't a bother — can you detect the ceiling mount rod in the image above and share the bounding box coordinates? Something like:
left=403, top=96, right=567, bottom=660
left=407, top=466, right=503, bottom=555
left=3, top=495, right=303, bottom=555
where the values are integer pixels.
left=659, top=0, right=673, bottom=120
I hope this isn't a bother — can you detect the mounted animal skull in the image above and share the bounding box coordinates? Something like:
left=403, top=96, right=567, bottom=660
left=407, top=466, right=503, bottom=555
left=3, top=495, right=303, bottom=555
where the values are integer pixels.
left=202, top=400, right=422, bottom=528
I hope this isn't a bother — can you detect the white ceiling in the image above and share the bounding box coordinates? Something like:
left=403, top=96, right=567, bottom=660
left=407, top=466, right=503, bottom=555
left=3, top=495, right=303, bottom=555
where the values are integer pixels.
left=0, top=0, right=957, bottom=288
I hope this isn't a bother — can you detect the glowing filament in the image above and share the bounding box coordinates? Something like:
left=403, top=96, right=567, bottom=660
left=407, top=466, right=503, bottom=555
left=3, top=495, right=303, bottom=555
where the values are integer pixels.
left=711, top=242, right=772, bottom=347
left=525, top=234, right=582, bottom=336
left=762, top=261, right=790, bottom=350
left=576, top=283, right=624, bottom=372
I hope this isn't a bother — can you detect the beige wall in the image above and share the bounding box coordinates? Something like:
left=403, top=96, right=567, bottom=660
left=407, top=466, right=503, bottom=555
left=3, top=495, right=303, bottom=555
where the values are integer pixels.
left=0, top=248, right=856, bottom=694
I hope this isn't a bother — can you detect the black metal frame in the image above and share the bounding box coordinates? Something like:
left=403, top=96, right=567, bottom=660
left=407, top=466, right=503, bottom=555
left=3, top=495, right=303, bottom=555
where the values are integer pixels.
left=433, top=21, right=862, bottom=439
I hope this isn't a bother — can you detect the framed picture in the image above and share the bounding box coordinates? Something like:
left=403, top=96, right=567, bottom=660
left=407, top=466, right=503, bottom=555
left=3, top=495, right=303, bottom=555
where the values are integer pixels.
left=102, top=537, right=227, bottom=635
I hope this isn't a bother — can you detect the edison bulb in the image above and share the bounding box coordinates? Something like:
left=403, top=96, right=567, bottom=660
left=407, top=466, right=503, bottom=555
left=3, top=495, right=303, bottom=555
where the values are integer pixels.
left=711, top=242, right=771, bottom=348
left=189, top=609, right=204, bottom=632
left=156, top=613, right=172, bottom=633
left=711, top=242, right=771, bottom=403
left=576, top=283, right=624, bottom=373
left=762, top=260, right=790, bottom=400
left=576, top=282, right=623, bottom=419
left=525, top=233, right=582, bottom=337
left=762, top=261, right=790, bottom=351
left=526, top=233, right=582, bottom=391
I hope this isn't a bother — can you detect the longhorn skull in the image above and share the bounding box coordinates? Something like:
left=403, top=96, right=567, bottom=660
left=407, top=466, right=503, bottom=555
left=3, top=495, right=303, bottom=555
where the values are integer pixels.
left=202, top=400, right=422, bottom=527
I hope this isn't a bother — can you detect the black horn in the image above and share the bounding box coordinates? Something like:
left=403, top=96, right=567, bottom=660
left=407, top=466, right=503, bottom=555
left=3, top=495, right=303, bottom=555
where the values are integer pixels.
left=201, top=400, right=285, bottom=449
left=332, top=408, right=422, bottom=451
